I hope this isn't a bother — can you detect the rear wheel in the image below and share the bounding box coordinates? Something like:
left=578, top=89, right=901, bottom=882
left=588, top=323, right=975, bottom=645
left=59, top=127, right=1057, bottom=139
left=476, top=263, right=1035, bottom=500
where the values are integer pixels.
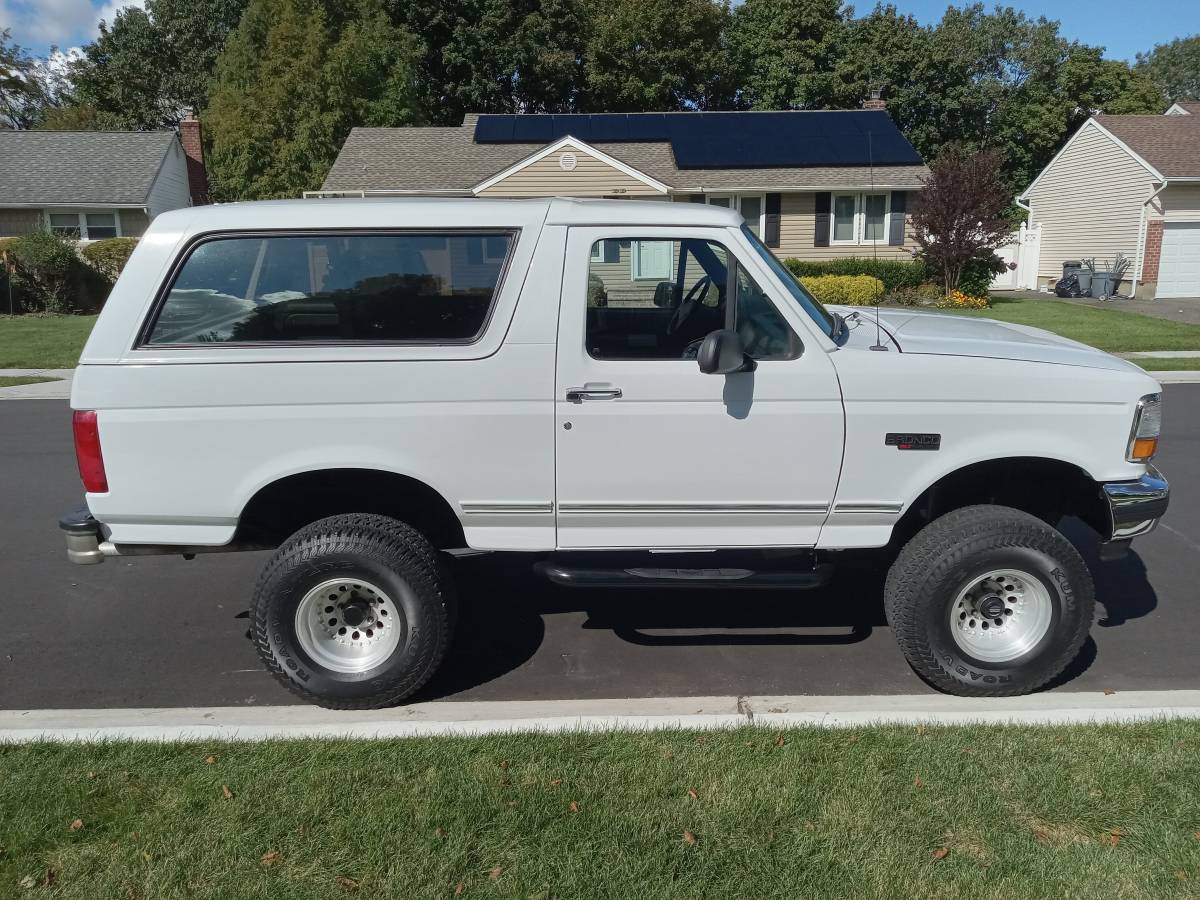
left=251, top=513, right=454, bottom=709
left=884, top=505, right=1094, bottom=696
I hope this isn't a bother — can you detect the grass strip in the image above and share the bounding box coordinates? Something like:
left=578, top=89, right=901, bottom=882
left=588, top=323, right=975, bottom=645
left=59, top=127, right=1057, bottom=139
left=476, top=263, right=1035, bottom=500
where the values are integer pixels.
left=1135, top=357, right=1200, bottom=371
left=948, top=298, right=1200, bottom=352
left=2, top=722, right=1198, bottom=898
left=0, top=316, right=97, bottom=369
left=0, top=376, right=61, bottom=388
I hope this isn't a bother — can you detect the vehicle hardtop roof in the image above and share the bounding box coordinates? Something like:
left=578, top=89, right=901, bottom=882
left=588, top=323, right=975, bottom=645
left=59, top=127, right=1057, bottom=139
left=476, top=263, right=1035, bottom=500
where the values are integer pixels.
left=147, top=196, right=744, bottom=236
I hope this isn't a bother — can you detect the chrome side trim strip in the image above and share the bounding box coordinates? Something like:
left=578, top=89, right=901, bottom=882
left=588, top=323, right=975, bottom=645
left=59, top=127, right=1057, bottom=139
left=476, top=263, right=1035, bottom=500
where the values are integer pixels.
left=557, top=503, right=830, bottom=515
left=832, top=503, right=904, bottom=515
left=460, top=502, right=553, bottom=515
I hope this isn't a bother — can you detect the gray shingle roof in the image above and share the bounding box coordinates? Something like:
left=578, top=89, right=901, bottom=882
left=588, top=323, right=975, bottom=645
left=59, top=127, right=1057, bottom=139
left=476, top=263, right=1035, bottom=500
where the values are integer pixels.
left=0, top=130, right=176, bottom=206
left=322, top=113, right=930, bottom=193
left=1097, top=113, right=1200, bottom=177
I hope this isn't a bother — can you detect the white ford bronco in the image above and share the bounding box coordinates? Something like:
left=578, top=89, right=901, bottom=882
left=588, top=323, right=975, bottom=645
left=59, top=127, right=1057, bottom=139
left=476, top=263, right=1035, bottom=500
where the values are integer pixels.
left=61, top=198, right=1169, bottom=708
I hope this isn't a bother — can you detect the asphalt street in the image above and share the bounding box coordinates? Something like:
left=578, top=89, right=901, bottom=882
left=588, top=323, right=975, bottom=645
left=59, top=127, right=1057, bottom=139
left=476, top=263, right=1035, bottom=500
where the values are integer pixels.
left=1, top=388, right=1198, bottom=709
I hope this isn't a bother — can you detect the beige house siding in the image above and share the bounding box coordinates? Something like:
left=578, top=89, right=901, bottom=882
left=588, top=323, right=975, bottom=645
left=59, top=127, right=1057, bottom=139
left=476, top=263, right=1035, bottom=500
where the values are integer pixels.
left=478, top=144, right=664, bottom=197
left=1160, top=184, right=1200, bottom=222
left=0, top=208, right=42, bottom=237
left=777, top=192, right=913, bottom=260
left=118, top=209, right=150, bottom=237
left=1024, top=123, right=1157, bottom=284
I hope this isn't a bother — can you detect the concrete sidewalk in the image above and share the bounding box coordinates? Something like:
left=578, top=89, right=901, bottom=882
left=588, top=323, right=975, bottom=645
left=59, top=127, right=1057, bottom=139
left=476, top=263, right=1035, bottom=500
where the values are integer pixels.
left=0, top=369, right=73, bottom=399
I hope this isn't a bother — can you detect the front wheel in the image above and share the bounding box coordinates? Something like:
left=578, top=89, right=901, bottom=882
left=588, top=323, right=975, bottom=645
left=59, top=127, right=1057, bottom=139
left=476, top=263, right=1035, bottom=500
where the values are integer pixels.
left=251, top=513, right=454, bottom=709
left=884, top=505, right=1094, bottom=696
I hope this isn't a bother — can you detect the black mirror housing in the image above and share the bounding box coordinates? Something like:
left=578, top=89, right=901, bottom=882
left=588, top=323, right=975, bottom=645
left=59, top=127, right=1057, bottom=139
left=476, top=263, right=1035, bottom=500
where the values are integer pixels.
left=697, top=329, right=756, bottom=375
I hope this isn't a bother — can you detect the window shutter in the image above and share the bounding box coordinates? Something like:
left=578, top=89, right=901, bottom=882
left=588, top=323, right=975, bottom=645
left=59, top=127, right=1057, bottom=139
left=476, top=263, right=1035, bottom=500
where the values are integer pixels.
left=888, top=191, right=907, bottom=246
left=764, top=193, right=782, bottom=248
left=688, top=194, right=706, bottom=203
left=814, top=192, right=831, bottom=247
left=466, top=238, right=482, bottom=264
left=602, top=239, right=619, bottom=263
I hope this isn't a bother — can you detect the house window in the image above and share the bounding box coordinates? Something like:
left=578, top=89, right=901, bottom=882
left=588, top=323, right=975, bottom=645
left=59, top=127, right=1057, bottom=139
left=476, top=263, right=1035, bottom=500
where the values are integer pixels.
left=631, top=240, right=673, bottom=280
left=590, top=242, right=604, bottom=262
left=705, top=194, right=765, bottom=238
left=831, top=193, right=890, bottom=245
left=45, top=210, right=122, bottom=241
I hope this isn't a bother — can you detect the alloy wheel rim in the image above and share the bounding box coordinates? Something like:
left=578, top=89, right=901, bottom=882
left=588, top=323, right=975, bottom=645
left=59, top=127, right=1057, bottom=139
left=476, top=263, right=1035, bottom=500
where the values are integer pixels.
left=294, top=578, right=403, bottom=674
left=948, top=568, right=1053, bottom=664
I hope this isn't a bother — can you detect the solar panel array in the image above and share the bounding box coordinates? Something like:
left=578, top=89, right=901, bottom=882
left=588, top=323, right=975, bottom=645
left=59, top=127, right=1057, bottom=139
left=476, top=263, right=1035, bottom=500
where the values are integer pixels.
left=473, top=111, right=923, bottom=169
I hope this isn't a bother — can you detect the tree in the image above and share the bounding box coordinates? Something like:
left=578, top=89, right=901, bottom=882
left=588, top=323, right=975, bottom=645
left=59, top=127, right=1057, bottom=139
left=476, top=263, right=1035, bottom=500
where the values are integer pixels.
left=205, top=0, right=420, bottom=199
left=910, top=145, right=1013, bottom=295
left=396, top=0, right=588, bottom=124
left=61, top=0, right=246, bottom=130
left=727, top=0, right=846, bottom=110
left=582, top=0, right=734, bottom=111
left=1136, top=35, right=1200, bottom=102
left=1, top=29, right=54, bottom=128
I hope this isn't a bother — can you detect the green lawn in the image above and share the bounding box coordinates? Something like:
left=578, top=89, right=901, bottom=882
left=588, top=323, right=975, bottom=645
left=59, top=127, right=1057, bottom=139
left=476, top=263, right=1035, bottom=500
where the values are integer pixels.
left=1136, top=357, right=1200, bottom=371
left=2, top=723, right=1198, bottom=898
left=0, top=375, right=61, bottom=387
left=950, top=297, right=1200, bottom=352
left=0, top=315, right=97, bottom=369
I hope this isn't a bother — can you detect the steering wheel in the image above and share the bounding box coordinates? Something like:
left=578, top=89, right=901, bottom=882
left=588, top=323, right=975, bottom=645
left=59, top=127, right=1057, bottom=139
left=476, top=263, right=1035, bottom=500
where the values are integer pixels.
left=666, top=276, right=712, bottom=336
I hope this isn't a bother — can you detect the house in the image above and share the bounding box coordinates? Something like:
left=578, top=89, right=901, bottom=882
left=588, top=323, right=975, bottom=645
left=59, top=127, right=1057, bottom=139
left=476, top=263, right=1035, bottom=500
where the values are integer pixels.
left=0, top=114, right=208, bottom=242
left=1019, top=105, right=1200, bottom=299
left=316, top=108, right=929, bottom=261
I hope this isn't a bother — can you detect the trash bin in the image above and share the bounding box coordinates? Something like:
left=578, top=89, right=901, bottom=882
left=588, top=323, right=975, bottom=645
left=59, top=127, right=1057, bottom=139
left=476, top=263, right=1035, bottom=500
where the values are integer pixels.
left=1062, top=261, right=1082, bottom=281
left=1091, top=272, right=1115, bottom=298
left=1076, top=269, right=1093, bottom=296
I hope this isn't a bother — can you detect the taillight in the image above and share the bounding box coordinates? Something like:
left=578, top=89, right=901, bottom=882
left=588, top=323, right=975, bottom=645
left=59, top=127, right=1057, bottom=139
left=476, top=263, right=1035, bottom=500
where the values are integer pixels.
left=72, top=410, right=109, bottom=493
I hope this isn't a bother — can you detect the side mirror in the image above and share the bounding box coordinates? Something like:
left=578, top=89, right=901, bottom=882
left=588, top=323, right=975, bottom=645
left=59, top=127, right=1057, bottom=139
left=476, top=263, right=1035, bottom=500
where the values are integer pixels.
left=697, top=329, right=756, bottom=375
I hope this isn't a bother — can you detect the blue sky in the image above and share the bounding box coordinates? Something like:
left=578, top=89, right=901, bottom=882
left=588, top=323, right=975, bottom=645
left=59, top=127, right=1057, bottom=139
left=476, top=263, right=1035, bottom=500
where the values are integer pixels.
left=1, top=0, right=1194, bottom=61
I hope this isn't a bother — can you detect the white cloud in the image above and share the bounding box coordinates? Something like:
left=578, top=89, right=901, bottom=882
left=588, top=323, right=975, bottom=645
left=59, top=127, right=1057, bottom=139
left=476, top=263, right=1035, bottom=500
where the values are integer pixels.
left=0, top=0, right=145, bottom=52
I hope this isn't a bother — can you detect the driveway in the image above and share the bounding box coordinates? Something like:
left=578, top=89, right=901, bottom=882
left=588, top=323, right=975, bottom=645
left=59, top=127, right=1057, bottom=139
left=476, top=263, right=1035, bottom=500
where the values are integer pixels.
left=1, top=390, right=1198, bottom=709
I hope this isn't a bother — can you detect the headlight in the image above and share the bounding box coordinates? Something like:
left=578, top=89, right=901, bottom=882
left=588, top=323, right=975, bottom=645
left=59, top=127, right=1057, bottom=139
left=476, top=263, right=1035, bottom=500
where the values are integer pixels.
left=1127, top=393, right=1162, bottom=462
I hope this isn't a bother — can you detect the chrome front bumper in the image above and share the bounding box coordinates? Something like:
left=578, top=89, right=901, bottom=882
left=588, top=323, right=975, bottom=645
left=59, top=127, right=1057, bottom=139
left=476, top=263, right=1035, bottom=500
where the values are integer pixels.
left=1102, top=464, right=1169, bottom=541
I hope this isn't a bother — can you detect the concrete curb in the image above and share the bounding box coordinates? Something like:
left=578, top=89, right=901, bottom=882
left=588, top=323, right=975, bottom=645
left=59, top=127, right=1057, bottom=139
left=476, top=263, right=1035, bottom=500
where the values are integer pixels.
left=0, top=368, right=74, bottom=400
left=3, top=691, right=1199, bottom=743
left=1149, top=371, right=1200, bottom=384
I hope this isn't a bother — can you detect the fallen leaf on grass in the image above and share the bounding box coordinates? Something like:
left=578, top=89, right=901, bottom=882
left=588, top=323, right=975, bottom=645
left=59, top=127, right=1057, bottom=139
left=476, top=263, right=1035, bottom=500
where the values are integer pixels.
left=41, top=869, right=56, bottom=888
left=682, top=831, right=696, bottom=846
left=86, top=772, right=96, bottom=779
left=1103, top=689, right=1116, bottom=696
left=204, top=755, right=217, bottom=765
left=1102, top=830, right=1122, bottom=847
left=549, top=778, right=562, bottom=787
left=687, top=788, right=698, bottom=800
left=142, top=851, right=151, bottom=862
left=913, top=774, right=924, bottom=789
left=18, top=875, right=36, bottom=889
left=568, top=801, right=579, bottom=813
left=69, top=819, right=83, bottom=832
left=260, top=851, right=280, bottom=868
left=454, top=881, right=465, bottom=896
left=488, top=867, right=503, bottom=880
left=499, top=761, right=509, bottom=770
left=931, top=848, right=949, bottom=860
left=434, top=827, right=447, bottom=838
left=1033, top=829, right=1053, bottom=845
left=221, top=785, right=233, bottom=800
left=774, top=733, right=785, bottom=747
left=335, top=876, right=359, bottom=892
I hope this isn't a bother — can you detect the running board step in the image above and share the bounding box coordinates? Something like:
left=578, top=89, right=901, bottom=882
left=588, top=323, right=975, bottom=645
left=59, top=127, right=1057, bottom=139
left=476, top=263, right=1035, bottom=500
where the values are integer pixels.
left=534, top=561, right=834, bottom=590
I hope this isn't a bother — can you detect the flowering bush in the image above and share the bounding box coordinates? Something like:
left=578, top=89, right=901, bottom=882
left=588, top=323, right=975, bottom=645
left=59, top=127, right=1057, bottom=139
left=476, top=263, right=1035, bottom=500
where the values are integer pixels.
left=934, top=290, right=990, bottom=310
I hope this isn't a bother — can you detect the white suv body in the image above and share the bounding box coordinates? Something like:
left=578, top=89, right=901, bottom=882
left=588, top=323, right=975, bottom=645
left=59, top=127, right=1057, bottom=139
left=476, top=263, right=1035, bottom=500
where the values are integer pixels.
left=62, top=198, right=1169, bottom=706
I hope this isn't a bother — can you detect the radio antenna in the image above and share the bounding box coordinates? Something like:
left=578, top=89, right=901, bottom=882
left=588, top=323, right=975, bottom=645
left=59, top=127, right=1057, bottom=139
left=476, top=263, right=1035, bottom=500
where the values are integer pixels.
left=867, top=128, right=887, bottom=351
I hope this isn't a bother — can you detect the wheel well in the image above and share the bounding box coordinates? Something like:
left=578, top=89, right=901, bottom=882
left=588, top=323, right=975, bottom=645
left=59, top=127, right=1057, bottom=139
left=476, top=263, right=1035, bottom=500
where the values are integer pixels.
left=892, top=457, right=1110, bottom=546
left=235, top=469, right=466, bottom=549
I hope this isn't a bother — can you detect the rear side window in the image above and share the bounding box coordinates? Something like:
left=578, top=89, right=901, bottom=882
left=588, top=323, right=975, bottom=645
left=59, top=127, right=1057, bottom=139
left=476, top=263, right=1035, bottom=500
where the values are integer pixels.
left=144, top=232, right=515, bottom=345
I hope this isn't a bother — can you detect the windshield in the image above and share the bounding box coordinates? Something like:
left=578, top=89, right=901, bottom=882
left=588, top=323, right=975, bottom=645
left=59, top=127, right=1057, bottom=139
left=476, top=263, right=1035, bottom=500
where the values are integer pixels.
left=741, top=225, right=836, bottom=338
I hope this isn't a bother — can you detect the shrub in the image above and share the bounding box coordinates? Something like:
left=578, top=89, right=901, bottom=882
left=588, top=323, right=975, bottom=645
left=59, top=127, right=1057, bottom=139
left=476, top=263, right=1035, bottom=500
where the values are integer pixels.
left=783, top=257, right=926, bottom=292
left=81, top=237, right=139, bottom=283
left=888, top=282, right=945, bottom=307
left=799, top=274, right=885, bottom=306
left=2, top=230, right=88, bottom=314
left=958, top=253, right=1007, bottom=297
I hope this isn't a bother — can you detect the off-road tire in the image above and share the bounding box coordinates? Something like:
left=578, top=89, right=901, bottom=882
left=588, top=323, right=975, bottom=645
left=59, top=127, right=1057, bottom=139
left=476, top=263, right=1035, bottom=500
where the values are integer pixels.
left=251, top=513, right=454, bottom=709
left=884, top=504, right=1094, bottom=697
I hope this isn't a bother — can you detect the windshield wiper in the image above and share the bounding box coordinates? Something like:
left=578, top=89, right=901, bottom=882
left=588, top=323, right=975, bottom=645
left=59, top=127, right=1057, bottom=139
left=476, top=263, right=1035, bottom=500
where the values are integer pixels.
left=830, top=311, right=847, bottom=341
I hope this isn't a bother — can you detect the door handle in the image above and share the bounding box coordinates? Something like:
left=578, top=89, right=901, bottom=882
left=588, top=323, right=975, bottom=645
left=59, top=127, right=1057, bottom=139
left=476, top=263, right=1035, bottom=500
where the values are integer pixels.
left=565, top=385, right=623, bottom=403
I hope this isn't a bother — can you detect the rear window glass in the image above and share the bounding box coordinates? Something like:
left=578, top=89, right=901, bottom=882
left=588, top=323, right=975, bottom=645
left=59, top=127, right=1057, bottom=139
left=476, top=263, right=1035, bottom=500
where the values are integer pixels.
left=144, top=232, right=514, bottom=345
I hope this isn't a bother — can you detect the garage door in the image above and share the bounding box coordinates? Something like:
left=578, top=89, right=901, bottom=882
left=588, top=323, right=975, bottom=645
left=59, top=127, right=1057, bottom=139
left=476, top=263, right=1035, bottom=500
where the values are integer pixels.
left=1158, top=223, right=1200, bottom=299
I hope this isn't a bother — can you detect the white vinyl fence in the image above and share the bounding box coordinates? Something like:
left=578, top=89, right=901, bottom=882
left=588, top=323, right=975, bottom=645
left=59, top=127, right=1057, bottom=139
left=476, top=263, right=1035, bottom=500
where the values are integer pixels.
left=990, top=222, right=1042, bottom=291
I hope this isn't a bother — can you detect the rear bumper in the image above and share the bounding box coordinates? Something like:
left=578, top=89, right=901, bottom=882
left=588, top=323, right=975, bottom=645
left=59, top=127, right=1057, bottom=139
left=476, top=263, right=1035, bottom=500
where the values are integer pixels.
left=1102, top=464, right=1169, bottom=541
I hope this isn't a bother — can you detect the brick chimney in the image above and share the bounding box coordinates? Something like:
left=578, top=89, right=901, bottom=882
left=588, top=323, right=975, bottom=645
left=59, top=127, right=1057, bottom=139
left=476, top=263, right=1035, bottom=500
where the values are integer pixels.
left=862, top=89, right=886, bottom=111
left=179, top=109, right=210, bottom=206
